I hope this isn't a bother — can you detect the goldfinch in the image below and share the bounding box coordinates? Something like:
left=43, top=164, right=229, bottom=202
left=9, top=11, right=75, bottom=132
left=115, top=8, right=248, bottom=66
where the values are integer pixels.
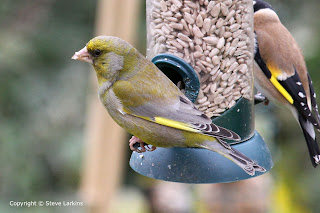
left=72, top=36, right=266, bottom=176
left=253, top=0, right=320, bottom=167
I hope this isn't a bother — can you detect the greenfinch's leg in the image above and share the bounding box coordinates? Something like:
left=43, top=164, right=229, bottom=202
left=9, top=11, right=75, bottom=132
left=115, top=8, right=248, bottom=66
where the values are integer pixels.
left=129, top=136, right=156, bottom=153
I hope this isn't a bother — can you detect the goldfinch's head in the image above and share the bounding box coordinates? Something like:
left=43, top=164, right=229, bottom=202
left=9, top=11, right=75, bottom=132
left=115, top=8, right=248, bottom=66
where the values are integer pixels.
left=253, top=0, right=273, bottom=13
left=253, top=0, right=280, bottom=27
left=72, top=36, right=139, bottom=81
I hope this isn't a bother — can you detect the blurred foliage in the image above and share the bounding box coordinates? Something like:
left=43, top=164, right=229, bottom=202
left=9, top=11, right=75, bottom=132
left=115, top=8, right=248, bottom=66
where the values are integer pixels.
left=1, top=0, right=320, bottom=212
left=0, top=0, right=96, bottom=212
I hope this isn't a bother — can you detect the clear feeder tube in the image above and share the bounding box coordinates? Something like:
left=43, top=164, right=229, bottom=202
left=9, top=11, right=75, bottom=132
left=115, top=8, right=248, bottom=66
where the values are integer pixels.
left=147, top=0, right=254, bottom=119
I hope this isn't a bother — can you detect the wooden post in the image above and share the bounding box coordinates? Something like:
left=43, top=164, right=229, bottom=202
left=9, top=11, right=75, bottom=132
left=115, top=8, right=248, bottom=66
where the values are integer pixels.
left=80, top=0, right=141, bottom=212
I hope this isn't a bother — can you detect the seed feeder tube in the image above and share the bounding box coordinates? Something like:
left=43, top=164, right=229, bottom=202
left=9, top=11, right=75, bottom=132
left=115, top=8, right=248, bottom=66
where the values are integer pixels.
left=129, top=0, right=273, bottom=183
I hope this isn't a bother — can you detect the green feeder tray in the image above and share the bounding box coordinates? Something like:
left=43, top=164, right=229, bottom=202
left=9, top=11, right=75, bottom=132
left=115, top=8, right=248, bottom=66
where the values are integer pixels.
left=129, top=53, right=273, bottom=183
left=130, top=131, right=272, bottom=183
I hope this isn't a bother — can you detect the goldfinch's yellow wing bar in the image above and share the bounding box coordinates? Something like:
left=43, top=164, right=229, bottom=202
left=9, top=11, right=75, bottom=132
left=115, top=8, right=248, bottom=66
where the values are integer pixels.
left=269, top=74, right=294, bottom=104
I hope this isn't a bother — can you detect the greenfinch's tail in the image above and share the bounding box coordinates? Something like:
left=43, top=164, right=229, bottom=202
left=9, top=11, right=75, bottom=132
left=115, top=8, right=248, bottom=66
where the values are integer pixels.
left=226, top=145, right=266, bottom=176
left=200, top=139, right=266, bottom=176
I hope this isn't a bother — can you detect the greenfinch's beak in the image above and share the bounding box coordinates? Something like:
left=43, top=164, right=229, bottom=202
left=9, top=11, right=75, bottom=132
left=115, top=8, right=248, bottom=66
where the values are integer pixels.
left=72, top=46, right=93, bottom=64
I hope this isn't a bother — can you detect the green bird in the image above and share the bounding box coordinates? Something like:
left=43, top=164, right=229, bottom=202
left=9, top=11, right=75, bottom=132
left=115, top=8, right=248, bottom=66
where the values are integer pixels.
left=72, top=36, right=265, bottom=176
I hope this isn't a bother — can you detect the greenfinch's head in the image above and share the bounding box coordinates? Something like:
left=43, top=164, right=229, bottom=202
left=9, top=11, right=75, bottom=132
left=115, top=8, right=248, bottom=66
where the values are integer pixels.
left=72, top=36, right=139, bottom=80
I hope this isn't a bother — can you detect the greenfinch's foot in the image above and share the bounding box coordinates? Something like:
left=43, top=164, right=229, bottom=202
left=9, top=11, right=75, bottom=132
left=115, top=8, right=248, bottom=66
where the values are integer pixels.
left=129, top=136, right=156, bottom=153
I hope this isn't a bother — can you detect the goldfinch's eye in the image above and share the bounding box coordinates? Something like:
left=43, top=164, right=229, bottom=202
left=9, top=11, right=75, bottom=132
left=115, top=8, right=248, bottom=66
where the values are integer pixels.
left=93, top=49, right=101, bottom=57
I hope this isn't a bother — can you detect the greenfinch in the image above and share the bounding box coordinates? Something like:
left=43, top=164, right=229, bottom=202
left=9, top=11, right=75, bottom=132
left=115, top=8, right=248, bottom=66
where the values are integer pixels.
left=72, top=36, right=265, bottom=176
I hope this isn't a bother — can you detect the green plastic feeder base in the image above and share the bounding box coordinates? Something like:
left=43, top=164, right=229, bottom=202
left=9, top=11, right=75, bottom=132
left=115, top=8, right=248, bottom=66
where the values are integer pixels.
left=129, top=131, right=273, bottom=183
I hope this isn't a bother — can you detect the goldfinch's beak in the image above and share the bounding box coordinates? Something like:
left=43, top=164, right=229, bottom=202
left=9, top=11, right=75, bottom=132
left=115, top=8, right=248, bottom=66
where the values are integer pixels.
left=72, top=46, right=93, bottom=64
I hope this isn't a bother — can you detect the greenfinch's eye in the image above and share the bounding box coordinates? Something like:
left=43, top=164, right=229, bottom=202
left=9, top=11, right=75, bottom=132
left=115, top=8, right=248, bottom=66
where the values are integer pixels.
left=93, top=49, right=101, bottom=57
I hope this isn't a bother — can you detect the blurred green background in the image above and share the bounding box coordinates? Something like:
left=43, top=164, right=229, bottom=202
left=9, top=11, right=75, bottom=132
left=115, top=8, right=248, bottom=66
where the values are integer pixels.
left=0, top=0, right=320, bottom=212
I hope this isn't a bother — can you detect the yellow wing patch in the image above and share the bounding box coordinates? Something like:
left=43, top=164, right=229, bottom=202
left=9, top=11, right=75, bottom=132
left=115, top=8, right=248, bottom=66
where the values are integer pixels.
left=268, top=66, right=294, bottom=104
left=268, top=63, right=282, bottom=77
left=123, top=108, right=201, bottom=133
left=154, top=117, right=201, bottom=133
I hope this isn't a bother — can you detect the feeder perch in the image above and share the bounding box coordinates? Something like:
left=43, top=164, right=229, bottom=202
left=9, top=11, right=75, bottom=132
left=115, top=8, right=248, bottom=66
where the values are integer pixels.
left=130, top=0, right=273, bottom=183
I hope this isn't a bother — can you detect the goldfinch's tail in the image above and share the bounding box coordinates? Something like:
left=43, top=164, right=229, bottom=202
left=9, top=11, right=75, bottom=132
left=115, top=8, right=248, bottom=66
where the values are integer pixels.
left=299, top=115, right=320, bottom=167
left=200, top=139, right=266, bottom=176
left=307, top=73, right=320, bottom=127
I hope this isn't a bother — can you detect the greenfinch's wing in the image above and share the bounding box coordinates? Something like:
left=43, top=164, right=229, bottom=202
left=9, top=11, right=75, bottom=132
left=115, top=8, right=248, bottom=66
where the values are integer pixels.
left=113, top=80, right=240, bottom=141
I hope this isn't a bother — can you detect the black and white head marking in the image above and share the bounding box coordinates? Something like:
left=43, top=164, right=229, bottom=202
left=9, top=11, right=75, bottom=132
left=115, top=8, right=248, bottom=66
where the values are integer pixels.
left=253, top=0, right=273, bottom=13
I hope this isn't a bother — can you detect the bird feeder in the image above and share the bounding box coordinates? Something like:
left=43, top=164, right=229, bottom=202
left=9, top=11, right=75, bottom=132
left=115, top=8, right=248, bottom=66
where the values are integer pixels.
left=130, top=0, right=273, bottom=183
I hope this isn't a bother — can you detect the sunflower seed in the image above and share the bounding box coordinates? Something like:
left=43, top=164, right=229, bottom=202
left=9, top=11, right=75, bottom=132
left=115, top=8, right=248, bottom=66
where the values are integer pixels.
left=152, top=1, right=161, bottom=9
left=211, top=3, right=221, bottom=17
left=193, top=51, right=204, bottom=58
left=220, top=3, right=229, bottom=16
left=169, top=22, right=183, bottom=30
left=184, top=12, right=194, bottom=24
left=216, top=37, right=225, bottom=49
left=162, top=11, right=173, bottom=17
left=220, top=81, right=228, bottom=88
left=203, top=83, right=211, bottom=93
left=214, top=96, right=224, bottom=105
left=197, top=96, right=208, bottom=104
left=171, top=0, right=182, bottom=8
left=205, top=112, right=214, bottom=118
left=203, top=36, right=219, bottom=45
left=207, top=106, right=218, bottom=112
left=196, top=61, right=206, bottom=72
left=199, top=106, right=208, bottom=111
left=224, top=0, right=232, bottom=7
left=184, top=1, right=197, bottom=9
left=193, top=25, right=204, bottom=38
left=196, top=14, right=203, bottom=27
left=206, top=1, right=216, bottom=13
left=210, top=83, right=217, bottom=94
left=200, top=60, right=215, bottom=68
left=223, top=85, right=234, bottom=95
left=209, top=48, right=220, bottom=57
left=216, top=18, right=225, bottom=29
left=176, top=38, right=188, bottom=48
left=228, top=100, right=236, bottom=108
left=221, top=73, right=230, bottom=81
left=160, top=0, right=167, bottom=12
left=202, top=18, right=211, bottom=33
left=210, top=66, right=220, bottom=75
left=211, top=56, right=220, bottom=65
left=177, top=33, right=191, bottom=42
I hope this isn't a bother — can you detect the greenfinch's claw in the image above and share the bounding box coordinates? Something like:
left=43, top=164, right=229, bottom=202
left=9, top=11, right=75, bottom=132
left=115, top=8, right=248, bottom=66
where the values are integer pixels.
left=129, top=136, right=156, bottom=153
left=146, top=144, right=157, bottom=152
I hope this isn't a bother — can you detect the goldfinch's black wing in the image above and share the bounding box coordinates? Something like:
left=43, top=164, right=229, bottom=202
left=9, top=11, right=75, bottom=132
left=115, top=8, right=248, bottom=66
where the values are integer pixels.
left=254, top=46, right=320, bottom=130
